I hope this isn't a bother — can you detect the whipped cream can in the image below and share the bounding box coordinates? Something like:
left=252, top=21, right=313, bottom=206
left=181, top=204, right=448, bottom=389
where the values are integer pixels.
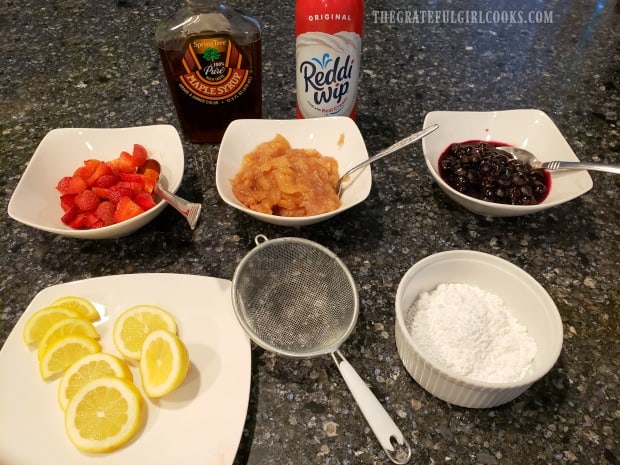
left=295, top=0, right=363, bottom=119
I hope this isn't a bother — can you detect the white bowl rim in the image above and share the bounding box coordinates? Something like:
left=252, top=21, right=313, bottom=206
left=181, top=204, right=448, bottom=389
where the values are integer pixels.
left=395, top=249, right=564, bottom=388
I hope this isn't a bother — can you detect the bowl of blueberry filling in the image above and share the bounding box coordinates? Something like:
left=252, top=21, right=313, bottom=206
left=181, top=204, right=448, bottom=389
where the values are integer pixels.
left=422, top=109, right=593, bottom=217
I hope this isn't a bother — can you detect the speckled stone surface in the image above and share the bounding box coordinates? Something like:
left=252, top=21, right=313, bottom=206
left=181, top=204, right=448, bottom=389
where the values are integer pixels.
left=1, top=1, right=618, bottom=464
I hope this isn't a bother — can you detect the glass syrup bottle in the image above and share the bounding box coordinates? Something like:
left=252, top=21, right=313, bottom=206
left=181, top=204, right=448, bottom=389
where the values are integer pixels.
left=156, top=1, right=262, bottom=143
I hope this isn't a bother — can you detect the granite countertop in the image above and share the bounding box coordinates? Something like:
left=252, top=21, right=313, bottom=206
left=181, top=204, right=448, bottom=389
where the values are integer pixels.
left=1, top=1, right=618, bottom=464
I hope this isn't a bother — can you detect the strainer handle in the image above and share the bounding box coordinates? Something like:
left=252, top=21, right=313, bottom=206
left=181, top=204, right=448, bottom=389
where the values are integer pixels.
left=332, top=351, right=412, bottom=464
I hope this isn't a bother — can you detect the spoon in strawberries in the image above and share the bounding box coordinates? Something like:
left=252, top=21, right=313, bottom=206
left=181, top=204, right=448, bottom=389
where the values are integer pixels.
left=140, top=160, right=202, bottom=230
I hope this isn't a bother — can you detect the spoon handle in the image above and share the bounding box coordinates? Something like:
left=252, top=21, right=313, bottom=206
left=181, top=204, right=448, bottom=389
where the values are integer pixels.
left=154, top=183, right=202, bottom=230
left=341, top=124, right=439, bottom=180
left=332, top=351, right=411, bottom=464
left=542, top=160, right=620, bottom=174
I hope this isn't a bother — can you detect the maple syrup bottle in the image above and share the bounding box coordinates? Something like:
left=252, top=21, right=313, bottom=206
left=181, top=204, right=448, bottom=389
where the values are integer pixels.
left=295, top=0, right=363, bottom=119
left=156, top=1, right=262, bottom=143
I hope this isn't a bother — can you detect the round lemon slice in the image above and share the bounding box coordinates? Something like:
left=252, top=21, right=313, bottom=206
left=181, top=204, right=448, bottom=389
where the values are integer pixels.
left=37, top=317, right=99, bottom=361
left=139, top=329, right=190, bottom=398
left=113, top=305, right=177, bottom=360
left=39, top=334, right=102, bottom=380
left=58, top=352, right=132, bottom=411
left=65, top=376, right=144, bottom=453
left=22, top=306, right=82, bottom=345
left=51, top=295, right=100, bottom=322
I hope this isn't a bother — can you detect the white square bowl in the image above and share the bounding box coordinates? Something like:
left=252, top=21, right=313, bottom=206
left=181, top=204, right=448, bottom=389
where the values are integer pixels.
left=422, top=109, right=593, bottom=216
left=395, top=250, right=563, bottom=408
left=215, top=117, right=371, bottom=226
left=8, top=125, right=185, bottom=239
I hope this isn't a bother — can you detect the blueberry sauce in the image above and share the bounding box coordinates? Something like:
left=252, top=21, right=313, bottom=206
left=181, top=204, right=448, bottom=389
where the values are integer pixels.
left=438, top=140, right=551, bottom=206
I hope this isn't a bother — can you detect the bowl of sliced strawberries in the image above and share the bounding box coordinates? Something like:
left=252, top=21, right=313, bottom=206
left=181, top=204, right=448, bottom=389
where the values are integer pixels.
left=8, top=125, right=185, bottom=239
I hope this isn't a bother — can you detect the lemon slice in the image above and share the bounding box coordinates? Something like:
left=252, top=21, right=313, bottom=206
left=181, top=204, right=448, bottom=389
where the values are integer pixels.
left=51, top=296, right=100, bottom=322
left=37, top=317, right=99, bottom=361
left=22, top=306, right=82, bottom=345
left=58, top=352, right=132, bottom=411
left=65, top=376, right=144, bottom=453
left=113, top=305, right=177, bottom=360
left=39, top=334, right=102, bottom=380
left=139, top=329, right=190, bottom=398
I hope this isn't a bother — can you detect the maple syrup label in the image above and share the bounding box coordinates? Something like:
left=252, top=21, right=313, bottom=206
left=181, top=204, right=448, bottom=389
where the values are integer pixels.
left=179, top=36, right=252, bottom=103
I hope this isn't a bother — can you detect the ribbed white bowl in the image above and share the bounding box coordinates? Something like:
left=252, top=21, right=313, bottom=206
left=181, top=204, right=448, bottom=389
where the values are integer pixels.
left=395, top=250, right=563, bottom=408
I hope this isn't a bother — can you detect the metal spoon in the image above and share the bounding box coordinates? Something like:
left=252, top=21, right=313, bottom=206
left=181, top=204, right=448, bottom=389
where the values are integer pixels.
left=498, top=146, right=620, bottom=174
left=140, top=160, right=202, bottom=230
left=335, top=124, right=439, bottom=197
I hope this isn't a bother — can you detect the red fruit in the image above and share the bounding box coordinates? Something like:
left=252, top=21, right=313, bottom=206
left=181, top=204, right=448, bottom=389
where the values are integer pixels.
left=138, top=160, right=160, bottom=194
left=119, top=173, right=143, bottom=183
left=108, top=183, right=135, bottom=204
left=113, top=197, right=144, bottom=223
left=73, top=160, right=100, bottom=180
left=94, top=174, right=119, bottom=188
left=60, top=194, right=76, bottom=212
left=74, top=190, right=100, bottom=211
left=83, top=210, right=101, bottom=228
left=61, top=206, right=79, bottom=225
left=67, top=212, right=87, bottom=229
left=132, top=144, right=148, bottom=168
left=95, top=201, right=116, bottom=226
left=69, top=176, right=88, bottom=195
left=57, top=176, right=87, bottom=195
left=57, top=144, right=153, bottom=229
left=107, top=152, right=135, bottom=174
left=91, top=186, right=110, bottom=199
left=86, top=161, right=113, bottom=186
left=56, top=177, right=72, bottom=193
left=134, top=191, right=156, bottom=211
left=116, top=179, right=145, bottom=195
left=118, top=151, right=137, bottom=173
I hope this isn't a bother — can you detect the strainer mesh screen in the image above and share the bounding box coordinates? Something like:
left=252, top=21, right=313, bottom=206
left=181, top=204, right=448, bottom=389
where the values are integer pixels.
left=232, top=239, right=358, bottom=357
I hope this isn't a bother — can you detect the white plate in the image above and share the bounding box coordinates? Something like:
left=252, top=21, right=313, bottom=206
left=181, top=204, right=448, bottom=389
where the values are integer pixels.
left=8, top=125, right=185, bottom=239
left=216, top=117, right=371, bottom=226
left=422, top=109, right=594, bottom=216
left=0, top=274, right=251, bottom=465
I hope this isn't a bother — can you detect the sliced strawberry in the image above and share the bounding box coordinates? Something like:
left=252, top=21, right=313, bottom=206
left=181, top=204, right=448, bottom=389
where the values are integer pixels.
left=57, top=176, right=88, bottom=195
left=73, top=160, right=100, bottom=180
left=118, top=151, right=137, bottom=173
left=60, top=194, right=76, bottom=212
left=61, top=205, right=79, bottom=225
left=143, top=178, right=156, bottom=194
left=56, top=176, right=72, bottom=193
left=91, top=186, right=110, bottom=199
left=113, top=196, right=144, bottom=223
left=119, top=172, right=144, bottom=183
left=95, top=201, right=116, bottom=226
left=67, top=211, right=87, bottom=229
left=108, top=183, right=135, bottom=204
left=74, top=190, right=100, bottom=211
left=94, top=174, right=119, bottom=188
left=134, top=191, right=156, bottom=211
left=56, top=176, right=88, bottom=195
left=132, top=144, right=148, bottom=168
left=86, top=161, right=113, bottom=186
left=83, top=210, right=101, bottom=228
left=116, top=179, right=145, bottom=195
left=138, top=159, right=160, bottom=194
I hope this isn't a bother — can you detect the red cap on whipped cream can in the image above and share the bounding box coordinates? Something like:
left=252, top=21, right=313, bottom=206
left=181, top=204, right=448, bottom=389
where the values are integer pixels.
left=295, top=0, right=363, bottom=119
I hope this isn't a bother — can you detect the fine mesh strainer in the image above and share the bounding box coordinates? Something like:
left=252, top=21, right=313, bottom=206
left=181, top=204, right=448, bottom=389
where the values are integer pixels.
left=231, top=235, right=412, bottom=464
